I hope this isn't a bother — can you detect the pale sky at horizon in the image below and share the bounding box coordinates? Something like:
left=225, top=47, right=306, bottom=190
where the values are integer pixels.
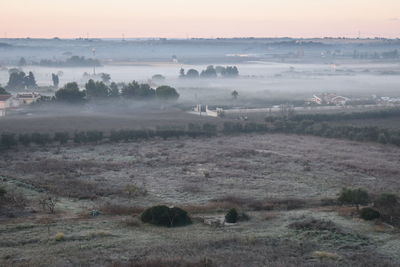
left=1, top=0, right=400, bottom=38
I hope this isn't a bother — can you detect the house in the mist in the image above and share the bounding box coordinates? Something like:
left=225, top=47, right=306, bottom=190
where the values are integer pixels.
left=307, top=93, right=349, bottom=106
left=17, top=92, right=41, bottom=105
left=0, top=95, right=13, bottom=117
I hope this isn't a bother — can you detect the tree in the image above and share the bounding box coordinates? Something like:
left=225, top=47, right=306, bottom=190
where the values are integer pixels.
left=140, top=205, right=192, bottom=227
left=156, top=86, right=179, bottom=100
left=338, top=188, right=369, bottom=210
left=109, top=82, right=119, bottom=97
left=52, top=73, right=59, bottom=88
left=0, top=87, right=10, bottom=95
left=55, top=82, right=86, bottom=103
left=375, top=193, right=398, bottom=222
left=152, top=74, right=165, bottom=81
left=186, top=69, right=199, bottom=78
left=18, top=57, right=27, bottom=66
left=222, top=66, right=239, bottom=77
left=121, top=81, right=140, bottom=98
left=225, top=208, right=239, bottom=223
left=231, top=90, right=239, bottom=100
left=1, top=133, right=17, bottom=149
left=85, top=79, right=109, bottom=98
left=24, top=71, right=37, bottom=88
left=100, top=73, right=111, bottom=83
left=179, top=68, right=185, bottom=78
left=200, top=65, right=217, bottom=78
left=7, top=71, right=26, bottom=89
left=137, top=84, right=156, bottom=99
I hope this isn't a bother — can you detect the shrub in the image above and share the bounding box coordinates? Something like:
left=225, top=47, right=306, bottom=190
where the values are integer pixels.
left=338, top=188, right=369, bottom=210
left=73, top=131, right=87, bottom=144
left=54, top=132, right=69, bottom=144
left=31, top=133, right=51, bottom=146
left=141, top=205, right=192, bottom=227
left=360, top=207, right=380, bottom=220
left=86, top=130, right=103, bottom=143
left=55, top=232, right=65, bottom=241
left=18, top=133, right=32, bottom=146
left=225, top=208, right=239, bottom=223
left=38, top=195, right=58, bottom=214
left=1, top=133, right=17, bottom=149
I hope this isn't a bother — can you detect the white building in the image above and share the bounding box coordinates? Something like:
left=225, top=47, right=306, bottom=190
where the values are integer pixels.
left=17, top=92, right=41, bottom=105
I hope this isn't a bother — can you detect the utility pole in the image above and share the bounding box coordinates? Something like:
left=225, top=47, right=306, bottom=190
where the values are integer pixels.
left=92, top=48, right=96, bottom=75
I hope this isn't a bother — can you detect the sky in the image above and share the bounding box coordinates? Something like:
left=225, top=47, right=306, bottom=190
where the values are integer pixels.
left=1, top=0, right=399, bottom=38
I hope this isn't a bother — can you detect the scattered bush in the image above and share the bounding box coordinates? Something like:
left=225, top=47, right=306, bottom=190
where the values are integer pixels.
left=360, top=207, right=381, bottom=221
left=38, top=195, right=58, bottom=214
left=54, top=132, right=69, bottom=144
left=141, top=205, right=192, bottom=227
left=1, top=133, right=17, bottom=149
left=55, top=232, right=65, bottom=241
left=225, top=208, right=239, bottom=223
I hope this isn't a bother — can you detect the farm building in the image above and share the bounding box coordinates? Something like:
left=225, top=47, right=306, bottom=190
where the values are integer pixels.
left=307, top=93, right=350, bottom=106
left=17, top=92, right=41, bottom=105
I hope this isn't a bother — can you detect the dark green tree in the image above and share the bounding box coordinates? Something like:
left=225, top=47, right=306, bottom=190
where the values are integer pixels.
left=121, top=81, right=140, bottom=98
left=200, top=65, right=217, bottom=78
left=109, top=82, right=120, bottom=97
left=156, top=86, right=179, bottom=100
left=225, top=208, right=239, bottom=223
left=52, top=73, right=59, bottom=88
left=18, top=57, right=27, bottom=66
left=338, top=188, right=370, bottom=210
left=0, top=87, right=10, bottom=95
left=85, top=79, right=109, bottom=98
left=7, top=71, right=26, bottom=89
left=231, top=90, right=239, bottom=100
left=55, top=82, right=86, bottom=103
left=24, top=71, right=37, bottom=88
left=100, top=73, right=111, bottom=83
left=186, top=69, right=199, bottom=78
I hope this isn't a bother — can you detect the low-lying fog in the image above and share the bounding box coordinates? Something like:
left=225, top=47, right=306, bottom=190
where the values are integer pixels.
left=1, top=62, right=399, bottom=106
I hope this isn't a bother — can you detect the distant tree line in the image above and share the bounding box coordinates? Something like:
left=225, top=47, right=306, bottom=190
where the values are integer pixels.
left=37, top=56, right=101, bottom=67
left=54, top=80, right=179, bottom=103
left=2, top=116, right=400, bottom=150
left=352, top=49, right=399, bottom=60
left=179, top=65, right=239, bottom=79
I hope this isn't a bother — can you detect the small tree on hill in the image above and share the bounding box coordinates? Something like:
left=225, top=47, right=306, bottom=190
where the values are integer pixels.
left=375, top=193, right=399, bottom=223
left=225, top=208, right=239, bottom=223
left=338, top=188, right=369, bottom=211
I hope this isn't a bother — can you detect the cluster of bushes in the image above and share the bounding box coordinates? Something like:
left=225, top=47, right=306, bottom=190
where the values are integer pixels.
left=338, top=188, right=400, bottom=225
left=0, top=123, right=218, bottom=150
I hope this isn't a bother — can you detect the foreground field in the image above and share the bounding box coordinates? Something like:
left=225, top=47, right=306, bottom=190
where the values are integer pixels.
left=1, top=133, right=400, bottom=266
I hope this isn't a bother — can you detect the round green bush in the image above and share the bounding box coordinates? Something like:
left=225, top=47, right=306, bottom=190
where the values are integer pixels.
left=225, top=208, right=239, bottom=223
left=140, top=205, right=192, bottom=227
left=360, top=207, right=380, bottom=221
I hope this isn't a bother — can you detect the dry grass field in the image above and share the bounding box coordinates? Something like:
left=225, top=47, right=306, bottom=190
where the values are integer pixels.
left=1, top=132, right=400, bottom=266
